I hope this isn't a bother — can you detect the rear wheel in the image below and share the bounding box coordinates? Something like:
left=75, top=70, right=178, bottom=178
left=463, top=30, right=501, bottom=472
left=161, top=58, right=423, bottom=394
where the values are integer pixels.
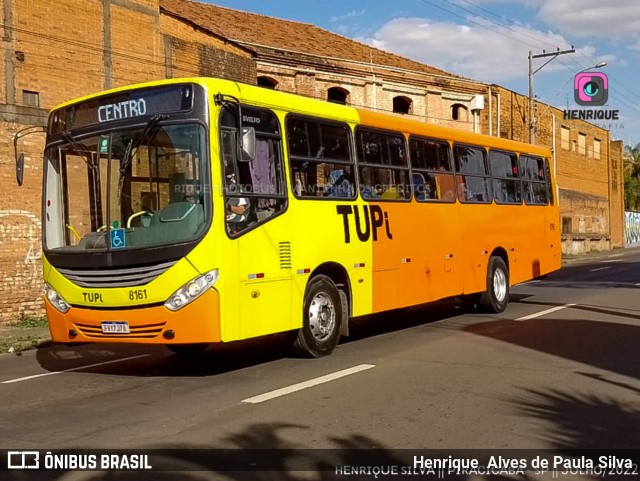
left=293, top=275, right=343, bottom=358
left=478, top=256, right=509, bottom=313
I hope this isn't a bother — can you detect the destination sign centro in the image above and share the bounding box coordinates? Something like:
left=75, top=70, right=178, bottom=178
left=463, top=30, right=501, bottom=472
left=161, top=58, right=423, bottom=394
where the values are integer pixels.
left=98, top=99, right=147, bottom=123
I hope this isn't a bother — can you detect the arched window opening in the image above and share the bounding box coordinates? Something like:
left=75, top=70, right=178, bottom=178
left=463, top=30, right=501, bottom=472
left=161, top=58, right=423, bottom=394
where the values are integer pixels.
left=393, top=96, right=412, bottom=115
left=451, top=103, right=468, bottom=121
left=257, top=76, right=278, bottom=89
left=327, top=87, right=349, bottom=105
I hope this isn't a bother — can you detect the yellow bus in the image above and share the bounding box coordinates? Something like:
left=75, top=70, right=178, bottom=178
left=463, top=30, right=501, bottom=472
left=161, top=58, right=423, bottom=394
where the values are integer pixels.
left=19, top=77, right=560, bottom=357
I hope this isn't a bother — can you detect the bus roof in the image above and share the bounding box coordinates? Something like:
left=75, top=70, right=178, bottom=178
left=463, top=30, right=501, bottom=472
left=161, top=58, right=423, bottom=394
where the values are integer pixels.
left=51, top=77, right=550, bottom=157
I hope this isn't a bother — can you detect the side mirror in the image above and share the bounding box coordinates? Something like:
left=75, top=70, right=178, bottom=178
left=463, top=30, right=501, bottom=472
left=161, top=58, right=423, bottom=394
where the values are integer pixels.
left=240, top=127, right=256, bottom=162
left=13, top=125, right=45, bottom=186
left=16, top=153, right=24, bottom=186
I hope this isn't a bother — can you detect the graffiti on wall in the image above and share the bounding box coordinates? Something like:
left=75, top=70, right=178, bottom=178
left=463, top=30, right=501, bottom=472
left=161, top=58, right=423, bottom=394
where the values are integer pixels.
left=625, top=211, right=640, bottom=246
left=0, top=210, right=43, bottom=286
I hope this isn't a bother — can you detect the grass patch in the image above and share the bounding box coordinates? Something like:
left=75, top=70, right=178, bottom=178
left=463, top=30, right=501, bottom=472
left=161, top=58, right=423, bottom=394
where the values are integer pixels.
left=12, top=314, right=49, bottom=329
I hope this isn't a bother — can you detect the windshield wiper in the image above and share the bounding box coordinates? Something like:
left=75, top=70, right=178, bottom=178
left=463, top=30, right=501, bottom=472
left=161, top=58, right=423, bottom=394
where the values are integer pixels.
left=62, top=131, right=97, bottom=171
left=118, top=114, right=166, bottom=204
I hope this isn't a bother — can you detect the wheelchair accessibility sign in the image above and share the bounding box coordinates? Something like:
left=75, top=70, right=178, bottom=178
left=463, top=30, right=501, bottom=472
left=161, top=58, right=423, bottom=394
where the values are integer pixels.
left=109, top=228, right=126, bottom=249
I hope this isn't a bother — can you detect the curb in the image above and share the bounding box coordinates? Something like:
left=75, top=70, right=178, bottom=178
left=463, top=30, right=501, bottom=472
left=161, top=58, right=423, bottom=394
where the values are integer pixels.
left=562, top=246, right=640, bottom=265
left=0, top=335, right=53, bottom=356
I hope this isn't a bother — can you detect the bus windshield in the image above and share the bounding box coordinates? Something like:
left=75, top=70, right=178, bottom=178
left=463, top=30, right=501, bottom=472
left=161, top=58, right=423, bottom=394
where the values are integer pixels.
left=43, top=122, right=210, bottom=252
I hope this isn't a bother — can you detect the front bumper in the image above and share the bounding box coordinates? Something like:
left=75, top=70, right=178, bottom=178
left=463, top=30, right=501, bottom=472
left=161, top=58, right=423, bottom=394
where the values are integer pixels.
left=45, top=288, right=221, bottom=344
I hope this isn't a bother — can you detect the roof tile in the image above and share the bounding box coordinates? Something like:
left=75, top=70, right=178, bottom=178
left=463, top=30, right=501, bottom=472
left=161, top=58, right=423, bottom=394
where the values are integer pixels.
left=160, top=0, right=455, bottom=77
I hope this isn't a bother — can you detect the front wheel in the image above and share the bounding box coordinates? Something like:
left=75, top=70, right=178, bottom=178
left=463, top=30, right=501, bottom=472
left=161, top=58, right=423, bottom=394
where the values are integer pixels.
left=292, top=275, right=343, bottom=358
left=478, top=256, right=510, bottom=313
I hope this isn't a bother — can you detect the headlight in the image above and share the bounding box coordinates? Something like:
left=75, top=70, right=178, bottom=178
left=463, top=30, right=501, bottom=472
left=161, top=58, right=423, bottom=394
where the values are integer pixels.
left=165, top=269, right=218, bottom=312
left=44, top=284, right=70, bottom=313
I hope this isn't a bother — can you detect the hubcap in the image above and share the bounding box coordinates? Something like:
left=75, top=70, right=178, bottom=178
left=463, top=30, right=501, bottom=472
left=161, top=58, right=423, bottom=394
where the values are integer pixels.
left=493, top=267, right=507, bottom=302
left=308, top=292, right=336, bottom=342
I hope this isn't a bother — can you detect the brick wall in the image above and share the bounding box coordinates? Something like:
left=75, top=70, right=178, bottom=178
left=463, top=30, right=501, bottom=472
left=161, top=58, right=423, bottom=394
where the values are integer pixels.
left=256, top=55, right=486, bottom=133
left=0, top=121, right=45, bottom=322
left=160, top=14, right=255, bottom=81
left=0, top=0, right=256, bottom=323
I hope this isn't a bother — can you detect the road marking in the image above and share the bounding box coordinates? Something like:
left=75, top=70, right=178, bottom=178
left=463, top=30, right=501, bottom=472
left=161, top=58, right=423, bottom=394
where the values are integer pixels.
left=515, top=303, right=577, bottom=321
left=601, top=259, right=623, bottom=263
left=1, top=354, right=150, bottom=384
left=242, top=364, right=376, bottom=404
left=590, top=266, right=612, bottom=272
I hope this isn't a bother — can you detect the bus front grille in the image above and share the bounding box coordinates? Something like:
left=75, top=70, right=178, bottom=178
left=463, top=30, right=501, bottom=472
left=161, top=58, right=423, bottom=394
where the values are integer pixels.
left=74, top=322, right=165, bottom=339
left=57, top=260, right=178, bottom=288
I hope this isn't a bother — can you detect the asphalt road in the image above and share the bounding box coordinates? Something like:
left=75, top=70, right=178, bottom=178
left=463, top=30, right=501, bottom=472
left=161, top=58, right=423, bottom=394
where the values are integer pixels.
left=0, top=250, right=639, bottom=479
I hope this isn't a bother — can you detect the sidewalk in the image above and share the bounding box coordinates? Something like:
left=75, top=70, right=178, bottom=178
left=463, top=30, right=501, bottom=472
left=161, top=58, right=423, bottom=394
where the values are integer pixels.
left=0, top=322, right=51, bottom=355
left=561, top=244, right=640, bottom=265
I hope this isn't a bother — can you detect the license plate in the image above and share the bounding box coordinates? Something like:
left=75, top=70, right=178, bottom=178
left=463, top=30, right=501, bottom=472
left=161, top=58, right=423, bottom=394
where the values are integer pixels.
left=101, top=321, right=130, bottom=334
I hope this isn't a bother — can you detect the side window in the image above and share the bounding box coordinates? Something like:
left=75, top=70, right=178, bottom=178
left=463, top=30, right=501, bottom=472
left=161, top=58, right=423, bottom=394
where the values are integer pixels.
left=286, top=116, right=355, bottom=199
left=489, top=150, right=521, bottom=204
left=356, top=128, right=411, bottom=201
left=220, top=105, right=287, bottom=236
left=409, top=137, right=456, bottom=202
left=519, top=155, right=548, bottom=205
left=453, top=144, right=491, bottom=204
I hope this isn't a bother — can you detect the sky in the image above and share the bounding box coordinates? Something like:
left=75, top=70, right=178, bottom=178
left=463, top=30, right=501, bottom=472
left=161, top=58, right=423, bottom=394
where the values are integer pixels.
left=207, top=0, right=640, bottom=147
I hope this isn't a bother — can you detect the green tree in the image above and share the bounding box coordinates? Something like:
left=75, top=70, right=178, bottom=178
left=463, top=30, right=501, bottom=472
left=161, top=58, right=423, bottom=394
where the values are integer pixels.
left=624, top=143, right=640, bottom=211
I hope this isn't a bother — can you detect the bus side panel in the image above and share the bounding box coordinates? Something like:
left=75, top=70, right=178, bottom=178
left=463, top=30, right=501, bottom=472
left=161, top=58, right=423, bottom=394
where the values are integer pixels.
left=288, top=198, right=373, bottom=318
left=233, top=213, right=293, bottom=340
left=371, top=201, right=463, bottom=311
left=459, top=204, right=503, bottom=294
left=501, top=204, right=530, bottom=285
left=513, top=206, right=547, bottom=281
left=542, top=203, right=562, bottom=275
left=370, top=202, right=399, bottom=312
left=414, top=202, right=463, bottom=302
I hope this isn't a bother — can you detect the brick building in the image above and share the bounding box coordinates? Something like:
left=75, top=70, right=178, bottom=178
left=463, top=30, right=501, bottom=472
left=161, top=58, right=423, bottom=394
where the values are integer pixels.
left=491, top=86, right=625, bottom=253
left=0, top=0, right=624, bottom=322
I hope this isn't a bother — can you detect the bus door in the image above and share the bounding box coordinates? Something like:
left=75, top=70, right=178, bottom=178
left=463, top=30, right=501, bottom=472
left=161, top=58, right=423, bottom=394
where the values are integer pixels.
left=220, top=107, right=292, bottom=339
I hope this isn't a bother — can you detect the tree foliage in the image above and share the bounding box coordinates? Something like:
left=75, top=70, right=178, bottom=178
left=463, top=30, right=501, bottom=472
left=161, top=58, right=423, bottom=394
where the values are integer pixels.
left=624, top=143, right=640, bottom=212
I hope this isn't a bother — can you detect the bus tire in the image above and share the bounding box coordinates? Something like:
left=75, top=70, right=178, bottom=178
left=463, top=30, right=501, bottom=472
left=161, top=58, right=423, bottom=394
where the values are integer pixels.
left=478, top=256, right=509, bottom=313
left=293, top=275, right=343, bottom=358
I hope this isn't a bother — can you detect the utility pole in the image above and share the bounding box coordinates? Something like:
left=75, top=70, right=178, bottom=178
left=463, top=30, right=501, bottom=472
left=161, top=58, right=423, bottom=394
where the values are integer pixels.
left=528, top=47, right=575, bottom=144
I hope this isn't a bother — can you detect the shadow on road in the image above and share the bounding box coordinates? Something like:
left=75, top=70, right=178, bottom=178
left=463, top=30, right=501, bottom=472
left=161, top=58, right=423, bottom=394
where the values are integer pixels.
left=33, top=299, right=464, bottom=378
left=33, top=333, right=298, bottom=378
left=531, top=259, right=640, bottom=289
left=464, top=317, right=640, bottom=381
left=510, top=388, right=640, bottom=449
left=4, top=411, right=638, bottom=480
